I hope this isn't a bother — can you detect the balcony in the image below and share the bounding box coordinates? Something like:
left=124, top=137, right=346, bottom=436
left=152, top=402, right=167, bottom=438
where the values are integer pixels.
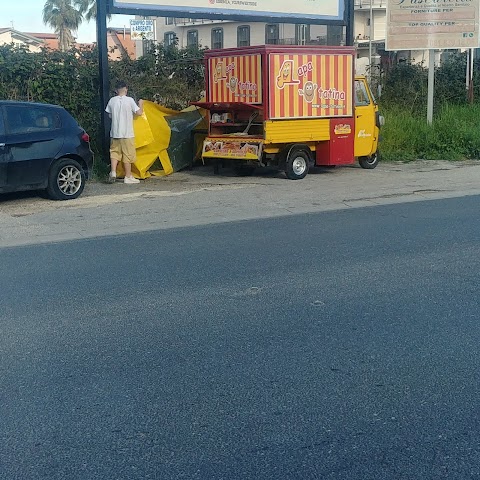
left=173, top=18, right=230, bottom=26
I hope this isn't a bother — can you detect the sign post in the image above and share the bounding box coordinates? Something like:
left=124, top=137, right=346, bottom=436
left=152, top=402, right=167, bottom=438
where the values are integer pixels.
left=385, top=0, right=480, bottom=124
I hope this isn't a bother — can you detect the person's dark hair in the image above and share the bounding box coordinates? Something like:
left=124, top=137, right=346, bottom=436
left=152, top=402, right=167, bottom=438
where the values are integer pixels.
left=115, top=80, right=127, bottom=90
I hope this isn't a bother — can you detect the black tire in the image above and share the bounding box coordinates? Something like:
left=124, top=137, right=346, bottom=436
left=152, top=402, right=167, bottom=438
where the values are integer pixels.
left=359, top=152, right=379, bottom=169
left=285, top=149, right=310, bottom=180
left=46, top=158, right=86, bottom=200
left=234, top=165, right=256, bottom=176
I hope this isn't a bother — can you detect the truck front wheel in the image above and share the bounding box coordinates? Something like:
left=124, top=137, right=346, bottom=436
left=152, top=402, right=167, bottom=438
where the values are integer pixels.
left=285, top=150, right=310, bottom=180
left=359, top=152, right=379, bottom=169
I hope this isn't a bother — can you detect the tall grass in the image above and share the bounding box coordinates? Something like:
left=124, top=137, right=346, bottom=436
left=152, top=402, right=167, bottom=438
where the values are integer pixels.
left=380, top=104, right=480, bottom=162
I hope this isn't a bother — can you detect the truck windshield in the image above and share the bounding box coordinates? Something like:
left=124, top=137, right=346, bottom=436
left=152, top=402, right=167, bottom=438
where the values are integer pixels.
left=354, top=80, right=371, bottom=106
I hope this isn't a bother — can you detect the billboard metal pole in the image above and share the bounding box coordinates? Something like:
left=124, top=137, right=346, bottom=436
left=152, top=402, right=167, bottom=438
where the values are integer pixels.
left=97, top=0, right=110, bottom=163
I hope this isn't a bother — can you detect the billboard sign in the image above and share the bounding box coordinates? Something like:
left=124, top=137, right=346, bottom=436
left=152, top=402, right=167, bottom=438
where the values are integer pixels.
left=130, top=19, right=154, bottom=40
left=386, top=0, right=480, bottom=50
left=111, top=0, right=344, bottom=23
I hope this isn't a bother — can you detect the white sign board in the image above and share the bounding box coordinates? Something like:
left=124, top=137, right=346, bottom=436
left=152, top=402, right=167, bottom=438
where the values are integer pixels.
left=113, top=0, right=343, bottom=22
left=386, top=0, right=480, bottom=50
left=130, top=19, right=154, bottom=40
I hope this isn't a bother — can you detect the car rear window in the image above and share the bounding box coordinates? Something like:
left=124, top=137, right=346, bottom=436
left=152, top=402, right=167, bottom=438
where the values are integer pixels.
left=4, top=105, right=61, bottom=134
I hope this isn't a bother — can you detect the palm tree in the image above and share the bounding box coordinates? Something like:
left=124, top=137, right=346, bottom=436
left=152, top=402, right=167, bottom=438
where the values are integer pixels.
left=75, top=0, right=97, bottom=21
left=43, top=0, right=83, bottom=52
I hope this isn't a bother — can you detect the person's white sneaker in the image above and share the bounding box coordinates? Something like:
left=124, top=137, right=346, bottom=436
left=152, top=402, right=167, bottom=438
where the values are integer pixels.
left=107, top=171, right=116, bottom=183
left=124, top=176, right=140, bottom=184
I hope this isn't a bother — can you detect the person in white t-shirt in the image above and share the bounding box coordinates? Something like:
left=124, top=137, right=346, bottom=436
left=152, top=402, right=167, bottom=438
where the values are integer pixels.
left=105, top=81, right=144, bottom=184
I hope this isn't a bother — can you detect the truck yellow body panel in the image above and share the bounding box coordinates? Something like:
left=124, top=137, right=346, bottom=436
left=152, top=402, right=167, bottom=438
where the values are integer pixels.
left=264, top=119, right=331, bottom=145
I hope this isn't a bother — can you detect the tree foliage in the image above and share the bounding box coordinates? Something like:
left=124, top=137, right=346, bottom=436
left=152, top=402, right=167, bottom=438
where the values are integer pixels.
left=42, top=0, right=83, bottom=52
left=75, top=0, right=97, bottom=21
left=378, top=51, right=480, bottom=112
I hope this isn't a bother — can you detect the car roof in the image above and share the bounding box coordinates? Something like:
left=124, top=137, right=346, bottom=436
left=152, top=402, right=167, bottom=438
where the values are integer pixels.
left=0, top=100, right=63, bottom=110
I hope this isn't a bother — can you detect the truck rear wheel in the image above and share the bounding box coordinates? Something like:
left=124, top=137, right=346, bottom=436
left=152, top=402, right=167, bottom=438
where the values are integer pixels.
left=359, top=152, right=379, bottom=169
left=285, top=150, right=310, bottom=180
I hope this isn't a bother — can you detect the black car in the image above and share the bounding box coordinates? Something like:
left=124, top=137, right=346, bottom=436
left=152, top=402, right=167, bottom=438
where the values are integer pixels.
left=0, top=100, right=94, bottom=200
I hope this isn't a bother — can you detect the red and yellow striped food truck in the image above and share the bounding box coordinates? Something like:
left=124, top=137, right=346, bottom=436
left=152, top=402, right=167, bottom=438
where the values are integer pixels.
left=193, top=45, right=384, bottom=179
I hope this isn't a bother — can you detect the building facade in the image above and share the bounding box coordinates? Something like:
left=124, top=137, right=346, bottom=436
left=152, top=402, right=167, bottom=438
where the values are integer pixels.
left=138, top=18, right=335, bottom=57
left=0, top=28, right=45, bottom=52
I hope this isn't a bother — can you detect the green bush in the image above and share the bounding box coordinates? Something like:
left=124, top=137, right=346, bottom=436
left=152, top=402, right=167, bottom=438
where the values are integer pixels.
left=380, top=104, right=480, bottom=161
left=0, top=43, right=205, bottom=163
left=377, top=51, right=480, bottom=161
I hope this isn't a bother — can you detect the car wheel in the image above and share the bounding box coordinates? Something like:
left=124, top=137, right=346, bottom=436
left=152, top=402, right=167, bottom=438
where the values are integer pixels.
left=46, top=158, right=86, bottom=200
left=285, top=149, right=310, bottom=180
left=359, top=152, right=379, bottom=169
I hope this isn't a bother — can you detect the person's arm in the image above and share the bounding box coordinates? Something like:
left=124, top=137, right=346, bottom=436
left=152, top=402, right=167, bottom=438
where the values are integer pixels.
left=135, top=99, right=144, bottom=116
left=135, top=98, right=143, bottom=116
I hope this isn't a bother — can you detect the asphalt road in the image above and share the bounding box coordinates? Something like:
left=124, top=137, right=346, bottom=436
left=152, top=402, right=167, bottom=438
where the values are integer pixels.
left=1, top=195, right=480, bottom=479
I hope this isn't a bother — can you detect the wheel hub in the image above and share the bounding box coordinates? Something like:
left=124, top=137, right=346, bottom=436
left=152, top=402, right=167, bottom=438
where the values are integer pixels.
left=58, top=166, right=82, bottom=195
left=292, top=157, right=307, bottom=175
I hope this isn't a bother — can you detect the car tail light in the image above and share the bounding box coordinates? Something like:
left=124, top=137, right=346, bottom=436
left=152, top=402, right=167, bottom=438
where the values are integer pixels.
left=81, top=132, right=90, bottom=143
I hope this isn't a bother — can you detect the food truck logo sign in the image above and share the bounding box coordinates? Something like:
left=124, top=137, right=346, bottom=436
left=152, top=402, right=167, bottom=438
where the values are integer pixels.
left=299, top=82, right=317, bottom=103
left=276, top=61, right=300, bottom=89
left=276, top=60, right=347, bottom=107
left=213, top=61, right=235, bottom=83
left=301, top=86, right=347, bottom=108
left=227, top=77, right=258, bottom=93
left=214, top=60, right=258, bottom=95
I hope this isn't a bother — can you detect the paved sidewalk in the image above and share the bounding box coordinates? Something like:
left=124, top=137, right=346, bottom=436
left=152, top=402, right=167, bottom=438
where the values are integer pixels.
left=1, top=161, right=480, bottom=248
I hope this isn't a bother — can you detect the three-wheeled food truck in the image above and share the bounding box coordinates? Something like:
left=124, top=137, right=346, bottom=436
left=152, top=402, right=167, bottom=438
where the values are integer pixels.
left=193, top=45, right=383, bottom=179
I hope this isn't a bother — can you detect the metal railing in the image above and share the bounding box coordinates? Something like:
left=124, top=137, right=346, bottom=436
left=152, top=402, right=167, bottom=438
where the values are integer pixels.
left=174, top=18, right=229, bottom=26
left=354, top=0, right=386, bottom=8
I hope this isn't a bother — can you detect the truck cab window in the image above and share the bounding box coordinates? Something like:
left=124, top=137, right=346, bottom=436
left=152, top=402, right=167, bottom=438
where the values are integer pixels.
left=355, top=80, right=371, bottom=106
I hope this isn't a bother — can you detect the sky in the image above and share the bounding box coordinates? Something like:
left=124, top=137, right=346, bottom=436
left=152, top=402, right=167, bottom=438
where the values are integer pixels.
left=3, top=1, right=133, bottom=43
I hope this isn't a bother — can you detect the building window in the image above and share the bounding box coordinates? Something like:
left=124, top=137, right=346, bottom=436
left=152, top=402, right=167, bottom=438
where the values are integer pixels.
left=211, top=28, right=223, bottom=49
left=165, top=17, right=174, bottom=25
left=265, top=24, right=279, bottom=45
left=164, top=31, right=176, bottom=47
left=237, top=25, right=250, bottom=47
left=295, top=24, right=310, bottom=45
left=187, top=30, right=198, bottom=47
left=142, top=39, right=155, bottom=54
